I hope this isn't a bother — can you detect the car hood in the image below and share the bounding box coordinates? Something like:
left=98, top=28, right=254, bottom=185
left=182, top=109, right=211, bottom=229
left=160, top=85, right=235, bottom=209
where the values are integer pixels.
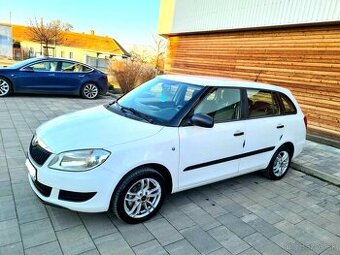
left=36, top=105, right=164, bottom=153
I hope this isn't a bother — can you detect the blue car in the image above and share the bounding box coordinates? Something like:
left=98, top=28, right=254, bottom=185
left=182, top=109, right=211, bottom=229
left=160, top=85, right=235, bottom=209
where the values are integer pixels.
left=0, top=57, right=108, bottom=99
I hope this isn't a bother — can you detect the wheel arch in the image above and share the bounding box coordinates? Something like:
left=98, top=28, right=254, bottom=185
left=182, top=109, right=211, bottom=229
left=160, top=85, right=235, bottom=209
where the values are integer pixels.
left=114, top=163, right=173, bottom=195
left=281, top=141, right=294, bottom=157
left=0, top=75, right=14, bottom=92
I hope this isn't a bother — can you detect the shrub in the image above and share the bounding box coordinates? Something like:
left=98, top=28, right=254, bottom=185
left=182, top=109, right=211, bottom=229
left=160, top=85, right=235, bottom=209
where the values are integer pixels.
left=109, top=59, right=156, bottom=94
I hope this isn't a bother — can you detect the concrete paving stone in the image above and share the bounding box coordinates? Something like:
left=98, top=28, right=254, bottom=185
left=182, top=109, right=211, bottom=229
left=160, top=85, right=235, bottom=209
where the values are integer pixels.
left=159, top=202, right=196, bottom=230
left=78, top=249, right=100, bottom=255
left=0, top=242, right=24, bottom=255
left=296, top=220, right=340, bottom=252
left=20, top=218, right=56, bottom=249
left=110, top=216, right=154, bottom=246
left=320, top=247, right=340, bottom=255
left=80, top=213, right=117, bottom=239
left=144, top=218, right=183, bottom=246
left=275, top=220, right=330, bottom=254
left=47, top=206, right=82, bottom=231
left=24, top=241, right=62, bottom=255
left=208, top=225, right=250, bottom=254
left=9, top=167, right=28, bottom=184
left=94, top=232, right=134, bottom=255
left=217, top=213, right=256, bottom=238
left=180, top=226, right=222, bottom=255
left=0, top=219, right=21, bottom=246
left=133, top=239, right=168, bottom=255
left=241, top=213, right=281, bottom=238
left=164, top=239, right=200, bottom=255
left=0, top=169, right=10, bottom=182
left=244, top=232, right=290, bottom=255
left=270, top=232, right=317, bottom=255
left=207, top=248, right=232, bottom=255
left=237, top=248, right=261, bottom=255
left=0, top=195, right=16, bottom=222
left=246, top=204, right=284, bottom=224
left=15, top=195, right=48, bottom=224
left=267, top=203, right=304, bottom=224
left=0, top=181, right=12, bottom=197
left=179, top=201, right=221, bottom=230
left=56, top=225, right=96, bottom=255
left=6, top=157, right=26, bottom=169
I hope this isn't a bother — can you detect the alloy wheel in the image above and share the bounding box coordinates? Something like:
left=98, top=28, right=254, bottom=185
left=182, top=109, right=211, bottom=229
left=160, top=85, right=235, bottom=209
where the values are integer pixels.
left=273, top=151, right=290, bottom=177
left=0, top=78, right=10, bottom=96
left=83, top=84, right=98, bottom=99
left=123, top=178, right=162, bottom=218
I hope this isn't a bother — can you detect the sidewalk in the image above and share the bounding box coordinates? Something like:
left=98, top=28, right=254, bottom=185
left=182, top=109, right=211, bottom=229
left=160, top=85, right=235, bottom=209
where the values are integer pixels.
left=292, top=140, right=340, bottom=186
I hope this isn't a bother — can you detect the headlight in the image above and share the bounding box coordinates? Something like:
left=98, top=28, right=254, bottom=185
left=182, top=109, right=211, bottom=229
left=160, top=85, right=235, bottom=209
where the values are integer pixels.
left=48, top=149, right=110, bottom=171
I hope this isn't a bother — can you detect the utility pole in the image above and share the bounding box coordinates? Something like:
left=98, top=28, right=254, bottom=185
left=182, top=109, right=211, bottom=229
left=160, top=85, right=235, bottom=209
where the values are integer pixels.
left=9, top=11, right=12, bottom=24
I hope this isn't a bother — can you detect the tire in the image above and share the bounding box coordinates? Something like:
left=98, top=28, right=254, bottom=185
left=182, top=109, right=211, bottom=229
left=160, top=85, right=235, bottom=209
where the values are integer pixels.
left=81, top=83, right=99, bottom=99
left=263, top=145, right=292, bottom=180
left=0, top=77, right=12, bottom=97
left=111, top=167, right=166, bottom=224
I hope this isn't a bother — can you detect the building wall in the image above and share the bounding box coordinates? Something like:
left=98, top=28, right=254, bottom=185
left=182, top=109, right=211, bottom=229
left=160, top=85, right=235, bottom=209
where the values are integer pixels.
left=0, top=25, right=12, bottom=58
left=18, top=41, right=110, bottom=66
left=159, top=0, right=340, bottom=35
left=165, top=25, right=340, bottom=138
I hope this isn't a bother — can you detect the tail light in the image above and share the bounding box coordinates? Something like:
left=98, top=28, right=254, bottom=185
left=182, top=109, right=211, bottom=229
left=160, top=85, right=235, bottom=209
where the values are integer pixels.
left=303, top=116, right=307, bottom=129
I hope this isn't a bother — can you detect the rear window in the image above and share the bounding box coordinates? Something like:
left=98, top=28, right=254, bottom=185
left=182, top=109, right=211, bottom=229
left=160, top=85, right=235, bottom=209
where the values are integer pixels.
left=279, top=93, right=297, bottom=114
left=247, top=89, right=280, bottom=118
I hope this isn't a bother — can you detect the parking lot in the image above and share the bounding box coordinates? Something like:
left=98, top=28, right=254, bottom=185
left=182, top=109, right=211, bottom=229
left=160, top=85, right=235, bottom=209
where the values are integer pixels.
left=1, top=95, right=340, bottom=255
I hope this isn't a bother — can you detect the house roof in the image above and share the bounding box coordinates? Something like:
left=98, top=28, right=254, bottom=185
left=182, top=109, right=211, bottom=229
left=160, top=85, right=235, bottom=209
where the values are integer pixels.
left=3, top=23, right=130, bottom=57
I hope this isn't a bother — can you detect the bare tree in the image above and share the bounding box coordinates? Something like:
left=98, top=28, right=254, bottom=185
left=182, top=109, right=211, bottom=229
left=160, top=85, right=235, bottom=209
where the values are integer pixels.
left=152, top=35, right=166, bottom=73
left=27, top=18, right=73, bottom=56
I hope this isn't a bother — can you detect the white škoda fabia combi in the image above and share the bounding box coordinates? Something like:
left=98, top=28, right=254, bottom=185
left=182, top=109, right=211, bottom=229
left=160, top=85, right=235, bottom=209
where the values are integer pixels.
left=26, top=75, right=306, bottom=223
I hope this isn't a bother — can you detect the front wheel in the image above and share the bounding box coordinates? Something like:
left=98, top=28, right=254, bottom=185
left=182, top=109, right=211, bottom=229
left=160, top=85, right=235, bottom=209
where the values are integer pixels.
left=0, top=77, right=11, bottom=97
left=111, top=167, right=166, bottom=224
left=264, top=145, right=292, bottom=180
left=81, top=83, right=99, bottom=99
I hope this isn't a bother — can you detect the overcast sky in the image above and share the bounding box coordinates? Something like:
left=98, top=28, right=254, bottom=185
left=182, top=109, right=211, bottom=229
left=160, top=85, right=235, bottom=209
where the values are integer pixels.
left=0, top=0, right=161, bottom=49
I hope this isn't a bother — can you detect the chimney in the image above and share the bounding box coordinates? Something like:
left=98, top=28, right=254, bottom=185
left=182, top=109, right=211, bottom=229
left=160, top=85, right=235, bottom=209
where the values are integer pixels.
left=90, top=30, right=95, bottom=35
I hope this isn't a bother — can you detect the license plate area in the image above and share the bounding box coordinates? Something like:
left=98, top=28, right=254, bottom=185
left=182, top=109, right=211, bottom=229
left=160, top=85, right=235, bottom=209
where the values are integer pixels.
left=25, top=159, right=37, bottom=181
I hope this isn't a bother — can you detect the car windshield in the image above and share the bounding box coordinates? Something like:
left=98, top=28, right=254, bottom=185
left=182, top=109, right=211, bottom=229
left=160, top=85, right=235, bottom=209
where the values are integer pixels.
left=111, top=77, right=204, bottom=125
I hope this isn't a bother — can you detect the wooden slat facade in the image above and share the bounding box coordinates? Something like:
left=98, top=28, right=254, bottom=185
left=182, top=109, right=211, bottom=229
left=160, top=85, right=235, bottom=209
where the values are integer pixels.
left=165, top=25, right=340, bottom=139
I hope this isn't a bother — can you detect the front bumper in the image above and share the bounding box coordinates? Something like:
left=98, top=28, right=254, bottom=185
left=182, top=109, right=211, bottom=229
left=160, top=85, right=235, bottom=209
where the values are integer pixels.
left=26, top=156, right=118, bottom=213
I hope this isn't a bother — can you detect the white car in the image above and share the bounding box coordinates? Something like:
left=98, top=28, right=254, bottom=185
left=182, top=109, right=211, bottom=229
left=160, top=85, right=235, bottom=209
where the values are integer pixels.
left=26, top=75, right=306, bottom=223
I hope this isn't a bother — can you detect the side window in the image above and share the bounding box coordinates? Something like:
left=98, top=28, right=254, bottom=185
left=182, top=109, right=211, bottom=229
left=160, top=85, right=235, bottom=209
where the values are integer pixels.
left=61, top=62, right=92, bottom=72
left=247, top=89, right=280, bottom=118
left=280, top=93, right=297, bottom=114
left=28, top=61, right=58, bottom=72
left=194, top=88, right=241, bottom=123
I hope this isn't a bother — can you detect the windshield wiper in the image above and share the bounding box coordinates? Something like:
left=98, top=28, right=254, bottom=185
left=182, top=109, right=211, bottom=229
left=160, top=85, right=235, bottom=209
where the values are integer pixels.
left=115, top=102, right=153, bottom=124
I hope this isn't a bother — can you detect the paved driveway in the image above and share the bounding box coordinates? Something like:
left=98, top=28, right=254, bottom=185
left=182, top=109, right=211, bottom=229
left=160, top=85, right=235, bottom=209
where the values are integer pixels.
left=0, top=95, right=340, bottom=255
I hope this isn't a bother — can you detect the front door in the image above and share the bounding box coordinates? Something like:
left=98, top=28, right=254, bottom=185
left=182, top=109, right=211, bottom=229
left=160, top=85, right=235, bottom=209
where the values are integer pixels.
left=15, top=60, right=59, bottom=93
left=179, top=87, right=245, bottom=189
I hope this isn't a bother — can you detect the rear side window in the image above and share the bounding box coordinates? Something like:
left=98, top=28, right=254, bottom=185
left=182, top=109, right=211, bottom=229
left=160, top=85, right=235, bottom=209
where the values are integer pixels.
left=279, top=93, right=297, bottom=114
left=247, top=89, right=280, bottom=118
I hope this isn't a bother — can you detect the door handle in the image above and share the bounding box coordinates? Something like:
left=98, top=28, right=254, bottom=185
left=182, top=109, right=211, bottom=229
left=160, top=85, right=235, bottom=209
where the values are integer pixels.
left=48, top=73, right=55, bottom=77
left=276, top=124, right=284, bottom=129
left=234, top=131, right=244, bottom=136
left=78, top=75, right=85, bottom=78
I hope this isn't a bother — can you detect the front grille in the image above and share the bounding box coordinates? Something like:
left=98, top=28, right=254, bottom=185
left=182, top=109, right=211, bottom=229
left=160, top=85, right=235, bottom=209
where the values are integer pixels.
left=29, top=140, right=52, bottom=166
left=32, top=178, right=52, bottom=197
left=58, top=190, right=96, bottom=202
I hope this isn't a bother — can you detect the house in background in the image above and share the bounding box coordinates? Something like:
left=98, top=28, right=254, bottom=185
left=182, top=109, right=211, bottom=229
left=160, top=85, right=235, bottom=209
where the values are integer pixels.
left=158, top=0, right=340, bottom=139
left=0, top=24, right=12, bottom=58
left=0, top=23, right=129, bottom=69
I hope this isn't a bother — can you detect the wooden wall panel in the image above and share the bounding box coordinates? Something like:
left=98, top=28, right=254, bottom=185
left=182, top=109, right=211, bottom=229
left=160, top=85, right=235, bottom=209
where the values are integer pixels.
left=165, top=25, right=340, bottom=139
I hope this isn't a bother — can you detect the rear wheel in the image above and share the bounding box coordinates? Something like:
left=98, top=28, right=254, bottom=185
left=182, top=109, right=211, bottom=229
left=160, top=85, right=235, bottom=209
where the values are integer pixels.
left=111, top=167, right=166, bottom=224
left=81, top=83, right=99, bottom=99
left=264, top=145, right=292, bottom=180
left=0, top=77, right=11, bottom=97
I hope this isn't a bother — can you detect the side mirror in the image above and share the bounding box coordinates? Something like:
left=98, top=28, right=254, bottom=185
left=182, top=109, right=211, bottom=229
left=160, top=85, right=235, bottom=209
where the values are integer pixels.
left=191, top=113, right=214, bottom=128
left=21, top=66, right=34, bottom=72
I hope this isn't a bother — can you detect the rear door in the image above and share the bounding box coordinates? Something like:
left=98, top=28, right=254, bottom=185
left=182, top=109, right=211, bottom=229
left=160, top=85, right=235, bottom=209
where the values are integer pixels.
left=239, top=89, right=283, bottom=173
left=57, top=61, right=91, bottom=93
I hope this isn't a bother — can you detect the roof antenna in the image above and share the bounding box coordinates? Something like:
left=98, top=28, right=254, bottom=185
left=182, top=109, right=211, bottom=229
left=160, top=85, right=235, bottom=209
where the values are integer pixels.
left=254, top=70, right=262, bottom=82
